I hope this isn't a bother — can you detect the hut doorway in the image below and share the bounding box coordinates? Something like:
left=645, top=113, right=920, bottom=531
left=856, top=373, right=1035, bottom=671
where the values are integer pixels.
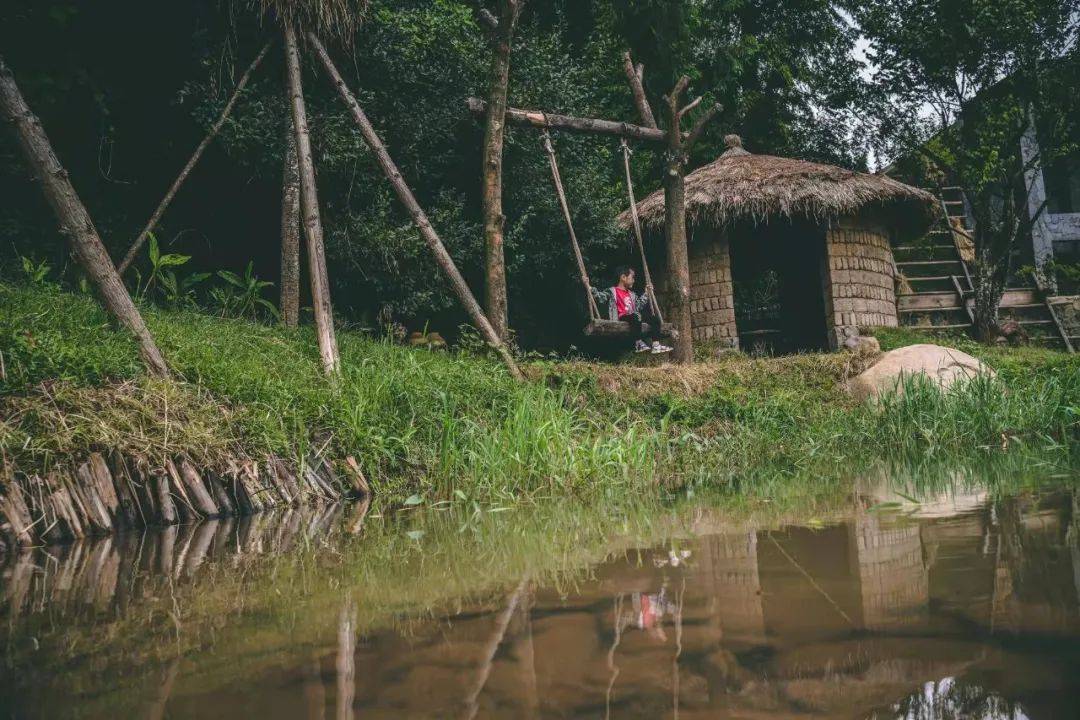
left=730, top=219, right=830, bottom=354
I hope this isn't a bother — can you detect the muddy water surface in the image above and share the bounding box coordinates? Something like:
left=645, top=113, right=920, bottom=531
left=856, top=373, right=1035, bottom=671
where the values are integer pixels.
left=1, top=479, right=1078, bottom=719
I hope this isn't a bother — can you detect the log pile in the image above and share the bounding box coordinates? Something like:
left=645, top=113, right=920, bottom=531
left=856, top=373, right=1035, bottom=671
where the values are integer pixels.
left=0, top=452, right=370, bottom=552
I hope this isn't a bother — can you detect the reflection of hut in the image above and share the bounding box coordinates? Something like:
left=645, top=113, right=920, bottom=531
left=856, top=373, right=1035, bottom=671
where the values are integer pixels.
left=851, top=514, right=928, bottom=630
left=700, top=531, right=765, bottom=646
left=622, top=136, right=936, bottom=352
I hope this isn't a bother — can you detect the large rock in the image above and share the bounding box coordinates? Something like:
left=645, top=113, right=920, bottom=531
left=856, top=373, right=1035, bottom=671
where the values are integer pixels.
left=847, top=343, right=995, bottom=401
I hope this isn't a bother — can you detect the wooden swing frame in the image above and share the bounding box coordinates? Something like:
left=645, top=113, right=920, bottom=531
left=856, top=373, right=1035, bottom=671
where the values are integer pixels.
left=540, top=129, right=676, bottom=339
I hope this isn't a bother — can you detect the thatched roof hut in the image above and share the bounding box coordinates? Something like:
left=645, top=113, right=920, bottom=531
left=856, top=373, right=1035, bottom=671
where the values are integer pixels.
left=621, top=136, right=937, bottom=353
left=622, top=135, right=937, bottom=238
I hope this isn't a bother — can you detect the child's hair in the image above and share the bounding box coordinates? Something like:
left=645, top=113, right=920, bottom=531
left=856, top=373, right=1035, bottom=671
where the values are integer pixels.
left=614, top=264, right=635, bottom=283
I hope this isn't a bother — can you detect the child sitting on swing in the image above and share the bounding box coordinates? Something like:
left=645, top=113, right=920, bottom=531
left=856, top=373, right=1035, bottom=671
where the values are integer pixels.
left=591, top=265, right=672, bottom=354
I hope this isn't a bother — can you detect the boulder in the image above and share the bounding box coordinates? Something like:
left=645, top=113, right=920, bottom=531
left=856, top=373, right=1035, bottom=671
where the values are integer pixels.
left=843, top=334, right=881, bottom=356
left=847, top=343, right=994, bottom=401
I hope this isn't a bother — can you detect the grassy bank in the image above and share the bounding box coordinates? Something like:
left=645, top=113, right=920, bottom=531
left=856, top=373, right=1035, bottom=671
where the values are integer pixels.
left=1, top=282, right=1078, bottom=504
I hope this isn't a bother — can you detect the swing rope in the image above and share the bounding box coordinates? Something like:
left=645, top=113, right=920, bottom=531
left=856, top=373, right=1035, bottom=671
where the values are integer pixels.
left=619, top=138, right=664, bottom=323
left=541, top=129, right=601, bottom=321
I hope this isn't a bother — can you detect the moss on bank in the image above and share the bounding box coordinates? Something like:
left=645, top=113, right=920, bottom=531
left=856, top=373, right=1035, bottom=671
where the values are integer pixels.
left=2, top=282, right=1078, bottom=504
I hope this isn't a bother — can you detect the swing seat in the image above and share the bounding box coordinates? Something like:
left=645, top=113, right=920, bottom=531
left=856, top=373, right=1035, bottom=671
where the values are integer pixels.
left=583, top=319, right=677, bottom=338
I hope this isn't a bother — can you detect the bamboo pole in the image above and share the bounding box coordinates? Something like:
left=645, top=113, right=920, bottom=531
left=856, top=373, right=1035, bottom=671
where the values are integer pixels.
left=284, top=26, right=341, bottom=375
left=309, top=34, right=524, bottom=381
left=117, top=40, right=273, bottom=274
left=0, top=54, right=170, bottom=376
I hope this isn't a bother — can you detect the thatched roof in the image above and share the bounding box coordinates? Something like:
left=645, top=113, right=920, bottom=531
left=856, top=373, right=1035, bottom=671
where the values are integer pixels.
left=621, top=135, right=937, bottom=238
left=253, top=0, right=368, bottom=40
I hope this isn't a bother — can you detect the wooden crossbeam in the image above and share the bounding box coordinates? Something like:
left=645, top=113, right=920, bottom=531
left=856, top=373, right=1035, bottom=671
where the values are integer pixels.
left=466, top=97, right=667, bottom=143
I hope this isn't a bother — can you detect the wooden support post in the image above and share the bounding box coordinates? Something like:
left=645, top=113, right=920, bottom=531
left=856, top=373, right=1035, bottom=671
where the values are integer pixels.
left=0, top=54, right=170, bottom=376
left=280, top=106, right=302, bottom=328
left=621, top=56, right=719, bottom=364
left=309, top=33, right=524, bottom=381
left=284, top=25, right=341, bottom=376
left=117, top=40, right=273, bottom=274
left=663, top=77, right=694, bottom=363
left=481, top=0, right=525, bottom=342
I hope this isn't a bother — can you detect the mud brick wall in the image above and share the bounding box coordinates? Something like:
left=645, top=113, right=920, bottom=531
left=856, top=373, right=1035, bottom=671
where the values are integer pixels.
left=824, top=217, right=898, bottom=348
left=656, top=232, right=739, bottom=348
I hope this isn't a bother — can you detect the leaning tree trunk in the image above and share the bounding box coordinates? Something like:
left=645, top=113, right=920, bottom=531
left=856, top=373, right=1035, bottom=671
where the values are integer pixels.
left=0, top=54, right=169, bottom=376
left=118, top=39, right=272, bottom=274
left=663, top=98, right=693, bottom=364
left=280, top=108, right=301, bottom=328
left=480, top=0, right=523, bottom=342
left=283, top=25, right=340, bottom=374
left=307, top=33, right=524, bottom=381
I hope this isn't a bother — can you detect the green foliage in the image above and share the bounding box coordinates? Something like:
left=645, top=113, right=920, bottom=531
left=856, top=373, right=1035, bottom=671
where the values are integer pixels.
left=212, top=261, right=279, bottom=320
left=19, top=255, right=51, bottom=284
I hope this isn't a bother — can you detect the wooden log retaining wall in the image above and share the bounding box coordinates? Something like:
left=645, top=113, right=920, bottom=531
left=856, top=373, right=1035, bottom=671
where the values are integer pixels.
left=0, top=452, right=370, bottom=553
left=0, top=500, right=371, bottom=620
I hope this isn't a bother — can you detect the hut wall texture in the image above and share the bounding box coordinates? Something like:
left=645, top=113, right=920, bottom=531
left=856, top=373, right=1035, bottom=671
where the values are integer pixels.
left=685, top=234, right=739, bottom=347
left=824, top=218, right=898, bottom=348
left=656, top=232, right=739, bottom=347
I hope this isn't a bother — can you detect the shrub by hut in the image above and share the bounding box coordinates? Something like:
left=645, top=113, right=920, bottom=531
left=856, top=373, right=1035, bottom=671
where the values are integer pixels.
left=623, top=136, right=936, bottom=353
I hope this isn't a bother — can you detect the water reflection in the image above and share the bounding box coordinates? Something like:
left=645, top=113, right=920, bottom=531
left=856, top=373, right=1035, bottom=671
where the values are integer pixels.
left=1, top=484, right=1078, bottom=719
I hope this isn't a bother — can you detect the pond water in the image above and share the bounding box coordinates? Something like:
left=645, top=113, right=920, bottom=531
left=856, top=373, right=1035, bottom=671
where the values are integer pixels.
left=1, top=476, right=1078, bottom=719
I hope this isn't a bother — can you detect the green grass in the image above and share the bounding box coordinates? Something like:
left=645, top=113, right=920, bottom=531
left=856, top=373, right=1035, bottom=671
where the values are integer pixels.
left=1, top=282, right=1078, bottom=504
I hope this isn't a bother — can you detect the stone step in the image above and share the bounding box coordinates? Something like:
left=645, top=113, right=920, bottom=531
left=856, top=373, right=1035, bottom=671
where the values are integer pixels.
left=905, top=276, right=960, bottom=293
left=896, top=259, right=966, bottom=278
left=892, top=244, right=958, bottom=263
left=899, top=306, right=971, bottom=327
left=1000, top=288, right=1039, bottom=306
left=898, top=291, right=961, bottom=310
left=998, top=303, right=1053, bottom=322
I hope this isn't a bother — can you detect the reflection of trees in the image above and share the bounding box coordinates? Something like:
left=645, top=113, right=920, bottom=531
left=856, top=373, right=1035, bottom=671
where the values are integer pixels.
left=887, top=677, right=1030, bottom=720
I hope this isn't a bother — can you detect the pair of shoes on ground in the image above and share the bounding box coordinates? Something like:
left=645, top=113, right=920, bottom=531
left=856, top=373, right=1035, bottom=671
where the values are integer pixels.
left=635, top=340, right=673, bottom=354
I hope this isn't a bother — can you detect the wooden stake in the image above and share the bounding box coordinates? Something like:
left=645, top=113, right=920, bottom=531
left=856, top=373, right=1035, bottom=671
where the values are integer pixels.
left=309, top=34, right=524, bottom=381
left=117, top=40, right=273, bottom=274
left=284, top=25, right=341, bottom=375
left=0, top=54, right=169, bottom=376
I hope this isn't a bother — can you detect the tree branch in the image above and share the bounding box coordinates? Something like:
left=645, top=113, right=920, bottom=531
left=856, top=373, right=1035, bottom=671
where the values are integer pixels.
left=622, top=51, right=657, bottom=129
left=685, top=102, right=722, bottom=148
left=666, top=75, right=690, bottom=110
left=477, top=8, right=498, bottom=32
left=678, top=96, right=702, bottom=119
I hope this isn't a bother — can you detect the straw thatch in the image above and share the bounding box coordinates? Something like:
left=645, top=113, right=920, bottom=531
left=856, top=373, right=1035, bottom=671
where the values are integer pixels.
left=253, top=0, right=369, bottom=40
left=621, top=135, right=937, bottom=238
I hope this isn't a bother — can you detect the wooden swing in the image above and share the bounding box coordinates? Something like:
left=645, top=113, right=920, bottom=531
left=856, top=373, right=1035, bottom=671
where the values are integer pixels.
left=541, top=131, right=676, bottom=338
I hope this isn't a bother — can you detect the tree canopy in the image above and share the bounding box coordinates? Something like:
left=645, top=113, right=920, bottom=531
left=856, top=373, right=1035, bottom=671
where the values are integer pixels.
left=1, top=0, right=874, bottom=347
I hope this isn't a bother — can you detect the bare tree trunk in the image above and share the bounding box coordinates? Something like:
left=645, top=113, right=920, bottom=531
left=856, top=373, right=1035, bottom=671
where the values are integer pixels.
left=664, top=79, right=693, bottom=363
left=308, top=34, right=523, bottom=381
left=0, top=55, right=169, bottom=376
left=280, top=109, right=302, bottom=328
left=481, top=0, right=524, bottom=342
left=284, top=26, right=340, bottom=375
left=118, top=40, right=272, bottom=274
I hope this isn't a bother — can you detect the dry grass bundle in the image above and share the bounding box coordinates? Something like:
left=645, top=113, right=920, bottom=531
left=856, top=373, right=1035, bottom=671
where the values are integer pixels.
left=252, top=0, right=369, bottom=40
left=0, top=378, right=240, bottom=470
